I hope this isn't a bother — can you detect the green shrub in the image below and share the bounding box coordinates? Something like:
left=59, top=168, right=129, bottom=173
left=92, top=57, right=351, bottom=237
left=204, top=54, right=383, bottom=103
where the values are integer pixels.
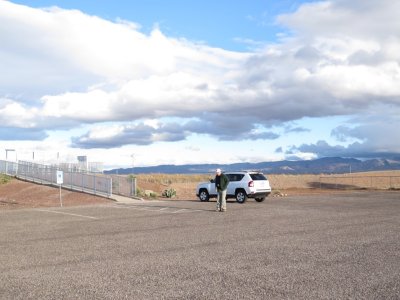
left=0, top=174, right=12, bottom=185
left=135, top=187, right=144, bottom=197
left=162, top=188, right=176, bottom=198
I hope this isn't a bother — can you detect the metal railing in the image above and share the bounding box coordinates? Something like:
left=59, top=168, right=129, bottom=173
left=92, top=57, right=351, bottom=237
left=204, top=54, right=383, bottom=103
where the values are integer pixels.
left=319, top=175, right=400, bottom=190
left=0, top=160, right=112, bottom=197
left=109, top=174, right=137, bottom=198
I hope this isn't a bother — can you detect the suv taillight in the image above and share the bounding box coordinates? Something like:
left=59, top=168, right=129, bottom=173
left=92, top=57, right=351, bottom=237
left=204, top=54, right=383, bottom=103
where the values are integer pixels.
left=248, top=180, right=254, bottom=187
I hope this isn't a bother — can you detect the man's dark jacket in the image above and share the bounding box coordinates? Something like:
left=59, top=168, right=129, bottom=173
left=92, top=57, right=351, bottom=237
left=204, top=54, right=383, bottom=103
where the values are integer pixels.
left=215, top=173, right=229, bottom=192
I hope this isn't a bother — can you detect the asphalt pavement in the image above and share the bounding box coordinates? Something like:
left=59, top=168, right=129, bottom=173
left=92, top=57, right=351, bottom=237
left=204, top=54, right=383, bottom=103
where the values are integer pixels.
left=0, top=191, right=399, bottom=299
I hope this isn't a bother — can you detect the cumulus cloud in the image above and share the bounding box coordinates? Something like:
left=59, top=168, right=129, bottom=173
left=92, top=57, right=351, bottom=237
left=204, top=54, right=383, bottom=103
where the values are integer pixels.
left=72, top=118, right=280, bottom=149
left=287, top=140, right=400, bottom=160
left=0, top=127, right=47, bottom=141
left=71, top=122, right=188, bottom=148
left=1, top=0, right=400, bottom=159
left=288, top=107, right=400, bottom=159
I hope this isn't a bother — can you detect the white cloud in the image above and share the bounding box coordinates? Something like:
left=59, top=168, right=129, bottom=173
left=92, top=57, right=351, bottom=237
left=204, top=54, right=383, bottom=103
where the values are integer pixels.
left=0, top=98, right=39, bottom=128
left=1, top=0, right=400, bottom=164
left=278, top=0, right=400, bottom=40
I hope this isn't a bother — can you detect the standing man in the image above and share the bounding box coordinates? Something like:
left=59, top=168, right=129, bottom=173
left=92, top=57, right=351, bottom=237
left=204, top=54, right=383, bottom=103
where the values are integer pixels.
left=215, top=168, right=229, bottom=212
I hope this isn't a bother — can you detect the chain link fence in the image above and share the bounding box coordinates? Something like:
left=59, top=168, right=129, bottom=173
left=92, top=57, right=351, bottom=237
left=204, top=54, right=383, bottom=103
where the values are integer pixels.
left=108, top=174, right=137, bottom=198
left=0, top=160, right=18, bottom=176
left=0, top=160, right=112, bottom=197
left=319, top=175, right=400, bottom=190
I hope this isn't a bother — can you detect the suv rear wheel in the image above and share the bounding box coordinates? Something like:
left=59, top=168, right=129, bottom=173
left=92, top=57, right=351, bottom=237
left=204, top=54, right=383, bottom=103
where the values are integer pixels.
left=199, top=189, right=210, bottom=202
left=255, top=197, right=265, bottom=202
left=235, top=189, right=247, bottom=204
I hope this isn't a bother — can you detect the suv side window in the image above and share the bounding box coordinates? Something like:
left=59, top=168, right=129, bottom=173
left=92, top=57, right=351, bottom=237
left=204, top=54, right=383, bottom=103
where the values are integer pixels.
left=227, top=174, right=245, bottom=182
left=250, top=173, right=267, bottom=180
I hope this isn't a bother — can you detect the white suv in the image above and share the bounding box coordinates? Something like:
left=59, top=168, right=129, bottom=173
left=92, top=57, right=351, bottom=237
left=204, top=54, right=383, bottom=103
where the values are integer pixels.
left=196, top=171, right=272, bottom=204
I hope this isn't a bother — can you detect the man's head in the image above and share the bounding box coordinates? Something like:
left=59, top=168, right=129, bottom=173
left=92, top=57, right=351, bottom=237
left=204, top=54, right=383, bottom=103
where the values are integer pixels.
left=216, top=168, right=221, bottom=175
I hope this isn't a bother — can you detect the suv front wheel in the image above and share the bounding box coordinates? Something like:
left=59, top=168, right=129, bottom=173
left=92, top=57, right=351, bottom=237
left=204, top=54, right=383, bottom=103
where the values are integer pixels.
left=199, top=189, right=210, bottom=202
left=235, top=189, right=247, bottom=204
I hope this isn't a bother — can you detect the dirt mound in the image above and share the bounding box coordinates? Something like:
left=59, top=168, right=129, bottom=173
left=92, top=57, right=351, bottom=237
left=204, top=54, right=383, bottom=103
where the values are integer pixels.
left=0, top=179, right=111, bottom=210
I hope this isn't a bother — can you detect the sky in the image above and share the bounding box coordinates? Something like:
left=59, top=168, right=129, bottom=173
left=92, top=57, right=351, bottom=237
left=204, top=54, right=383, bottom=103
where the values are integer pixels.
left=1, top=0, right=400, bottom=169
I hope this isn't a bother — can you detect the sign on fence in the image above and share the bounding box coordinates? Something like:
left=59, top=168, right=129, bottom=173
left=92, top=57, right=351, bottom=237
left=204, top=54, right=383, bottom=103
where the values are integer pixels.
left=56, top=170, right=64, bottom=184
left=56, top=170, right=63, bottom=207
left=0, top=160, right=112, bottom=197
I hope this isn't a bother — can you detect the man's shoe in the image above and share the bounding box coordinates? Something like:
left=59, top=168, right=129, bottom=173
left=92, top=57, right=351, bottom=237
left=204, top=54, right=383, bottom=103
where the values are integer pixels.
left=216, top=208, right=221, bottom=212
left=221, top=208, right=226, bottom=212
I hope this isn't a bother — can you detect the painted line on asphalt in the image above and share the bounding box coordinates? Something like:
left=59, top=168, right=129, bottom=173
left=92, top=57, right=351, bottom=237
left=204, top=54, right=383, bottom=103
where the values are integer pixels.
left=173, top=208, right=204, bottom=214
left=112, top=204, right=203, bottom=214
left=126, top=206, right=173, bottom=213
left=37, top=209, right=99, bottom=220
left=173, top=209, right=187, bottom=213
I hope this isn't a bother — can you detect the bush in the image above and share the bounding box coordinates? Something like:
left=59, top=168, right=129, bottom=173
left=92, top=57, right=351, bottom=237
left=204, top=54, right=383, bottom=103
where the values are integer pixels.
left=0, top=174, right=12, bottom=185
left=162, top=188, right=177, bottom=198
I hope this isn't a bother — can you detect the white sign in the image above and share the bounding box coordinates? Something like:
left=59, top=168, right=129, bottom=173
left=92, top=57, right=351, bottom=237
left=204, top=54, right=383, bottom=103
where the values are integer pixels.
left=56, top=170, right=64, bottom=184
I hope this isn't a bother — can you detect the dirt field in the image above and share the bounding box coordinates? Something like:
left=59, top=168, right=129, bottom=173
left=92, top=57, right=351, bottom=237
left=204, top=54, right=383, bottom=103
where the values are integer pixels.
left=0, top=178, right=111, bottom=210
left=1, top=171, right=399, bottom=210
left=135, top=171, right=400, bottom=200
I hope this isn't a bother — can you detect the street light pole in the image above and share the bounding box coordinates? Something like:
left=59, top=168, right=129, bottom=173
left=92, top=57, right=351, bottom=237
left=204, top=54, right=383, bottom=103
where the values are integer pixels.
left=5, top=149, right=15, bottom=161
left=5, top=149, right=16, bottom=175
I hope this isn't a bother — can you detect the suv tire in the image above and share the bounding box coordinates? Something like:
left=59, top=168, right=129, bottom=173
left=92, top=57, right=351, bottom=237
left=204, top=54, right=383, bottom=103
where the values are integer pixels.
left=255, top=197, right=265, bottom=202
left=235, top=189, right=247, bottom=204
left=199, top=189, right=210, bottom=202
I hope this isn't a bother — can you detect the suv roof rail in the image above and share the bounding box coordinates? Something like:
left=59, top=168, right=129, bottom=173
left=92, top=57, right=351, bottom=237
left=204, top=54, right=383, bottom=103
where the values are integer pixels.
left=225, top=170, right=264, bottom=173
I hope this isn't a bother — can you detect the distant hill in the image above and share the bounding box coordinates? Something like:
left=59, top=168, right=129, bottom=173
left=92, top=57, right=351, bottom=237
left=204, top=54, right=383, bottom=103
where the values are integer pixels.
left=104, top=157, right=400, bottom=175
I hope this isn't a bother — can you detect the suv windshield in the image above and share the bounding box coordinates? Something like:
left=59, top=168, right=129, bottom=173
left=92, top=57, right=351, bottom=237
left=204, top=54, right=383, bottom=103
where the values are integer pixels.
left=250, top=173, right=267, bottom=180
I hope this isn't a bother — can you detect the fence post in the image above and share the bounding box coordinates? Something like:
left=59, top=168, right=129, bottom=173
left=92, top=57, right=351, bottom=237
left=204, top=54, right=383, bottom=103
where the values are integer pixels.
left=109, top=177, right=112, bottom=197
left=131, top=177, right=137, bottom=197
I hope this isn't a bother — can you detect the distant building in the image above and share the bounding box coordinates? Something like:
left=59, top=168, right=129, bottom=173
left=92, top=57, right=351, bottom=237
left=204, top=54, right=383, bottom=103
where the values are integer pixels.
left=56, top=156, right=103, bottom=173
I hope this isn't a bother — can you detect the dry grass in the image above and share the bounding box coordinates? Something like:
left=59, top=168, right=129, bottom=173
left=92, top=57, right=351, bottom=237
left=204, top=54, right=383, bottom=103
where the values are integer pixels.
left=134, top=174, right=210, bottom=200
left=137, top=173, right=211, bottom=185
left=0, top=174, right=12, bottom=185
left=132, top=171, right=400, bottom=199
left=319, top=171, right=400, bottom=190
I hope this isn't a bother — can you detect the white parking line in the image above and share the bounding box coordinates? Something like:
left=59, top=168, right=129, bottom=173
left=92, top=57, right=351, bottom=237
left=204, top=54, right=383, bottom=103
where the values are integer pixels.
left=112, top=204, right=204, bottom=214
left=173, top=209, right=187, bottom=213
left=37, top=209, right=99, bottom=220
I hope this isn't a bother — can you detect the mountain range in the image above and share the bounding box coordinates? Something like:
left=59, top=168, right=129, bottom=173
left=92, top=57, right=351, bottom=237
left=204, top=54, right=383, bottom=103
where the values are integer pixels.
left=105, top=157, right=400, bottom=175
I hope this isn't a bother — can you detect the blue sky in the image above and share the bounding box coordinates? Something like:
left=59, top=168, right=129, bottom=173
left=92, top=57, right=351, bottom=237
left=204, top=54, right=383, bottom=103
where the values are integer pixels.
left=10, top=0, right=313, bottom=51
left=1, top=0, right=400, bottom=169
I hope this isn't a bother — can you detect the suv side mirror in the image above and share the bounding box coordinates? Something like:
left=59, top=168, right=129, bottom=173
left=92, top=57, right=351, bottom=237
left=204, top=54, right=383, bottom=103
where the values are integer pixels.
left=209, top=179, right=215, bottom=183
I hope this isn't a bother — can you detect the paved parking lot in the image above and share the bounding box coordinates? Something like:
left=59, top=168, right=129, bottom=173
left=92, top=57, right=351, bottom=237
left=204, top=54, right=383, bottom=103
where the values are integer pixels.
left=0, top=191, right=399, bottom=299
